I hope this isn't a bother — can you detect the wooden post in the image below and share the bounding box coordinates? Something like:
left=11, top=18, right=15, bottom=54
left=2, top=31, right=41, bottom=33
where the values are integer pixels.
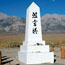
left=61, top=48, right=65, bottom=59
left=0, top=51, right=1, bottom=65
left=50, top=47, right=54, bottom=52
left=59, top=40, right=62, bottom=50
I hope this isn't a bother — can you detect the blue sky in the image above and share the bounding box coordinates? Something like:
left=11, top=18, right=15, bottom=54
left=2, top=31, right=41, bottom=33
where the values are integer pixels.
left=0, top=0, right=65, bottom=18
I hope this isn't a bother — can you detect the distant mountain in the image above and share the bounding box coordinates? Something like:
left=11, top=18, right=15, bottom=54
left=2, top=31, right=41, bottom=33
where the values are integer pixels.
left=41, top=14, right=65, bottom=33
left=0, top=13, right=25, bottom=33
left=0, top=13, right=65, bottom=33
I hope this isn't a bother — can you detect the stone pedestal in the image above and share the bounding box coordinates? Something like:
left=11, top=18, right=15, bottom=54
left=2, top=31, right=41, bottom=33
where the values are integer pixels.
left=18, top=41, right=54, bottom=64
left=18, top=51, right=54, bottom=64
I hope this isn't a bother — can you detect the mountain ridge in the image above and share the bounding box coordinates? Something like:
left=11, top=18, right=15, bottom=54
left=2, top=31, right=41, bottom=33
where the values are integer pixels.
left=0, top=13, right=65, bottom=33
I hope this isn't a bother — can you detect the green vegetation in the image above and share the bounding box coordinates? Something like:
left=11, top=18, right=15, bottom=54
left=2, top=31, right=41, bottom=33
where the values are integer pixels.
left=46, top=41, right=65, bottom=47
left=0, top=40, right=22, bottom=48
left=0, top=34, right=65, bottom=48
left=0, top=40, right=65, bottom=48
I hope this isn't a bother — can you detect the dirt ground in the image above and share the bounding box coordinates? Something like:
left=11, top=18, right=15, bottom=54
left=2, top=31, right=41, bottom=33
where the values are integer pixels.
left=0, top=47, right=65, bottom=65
left=0, top=33, right=65, bottom=43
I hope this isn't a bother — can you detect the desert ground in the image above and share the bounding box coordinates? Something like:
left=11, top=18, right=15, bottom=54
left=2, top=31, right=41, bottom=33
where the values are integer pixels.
left=0, top=47, right=65, bottom=65
left=0, top=33, right=65, bottom=42
left=0, top=33, right=65, bottom=65
left=0, top=33, right=65, bottom=48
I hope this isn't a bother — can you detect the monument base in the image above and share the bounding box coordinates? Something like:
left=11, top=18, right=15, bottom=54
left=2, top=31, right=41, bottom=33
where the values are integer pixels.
left=18, top=51, right=54, bottom=64
left=18, top=40, right=54, bottom=64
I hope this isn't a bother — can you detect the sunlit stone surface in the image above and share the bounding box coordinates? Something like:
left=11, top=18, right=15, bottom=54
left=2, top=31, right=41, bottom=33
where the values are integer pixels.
left=18, top=2, right=54, bottom=64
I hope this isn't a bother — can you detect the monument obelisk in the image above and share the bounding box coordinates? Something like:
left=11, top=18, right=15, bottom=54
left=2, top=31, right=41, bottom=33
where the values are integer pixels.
left=18, top=2, right=54, bottom=64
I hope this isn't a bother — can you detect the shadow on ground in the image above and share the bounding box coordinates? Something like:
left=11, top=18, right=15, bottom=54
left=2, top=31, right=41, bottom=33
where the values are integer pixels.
left=1, top=56, right=13, bottom=65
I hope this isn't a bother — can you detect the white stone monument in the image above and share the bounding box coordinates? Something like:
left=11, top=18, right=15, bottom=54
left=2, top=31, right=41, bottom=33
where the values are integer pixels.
left=18, top=2, right=54, bottom=64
